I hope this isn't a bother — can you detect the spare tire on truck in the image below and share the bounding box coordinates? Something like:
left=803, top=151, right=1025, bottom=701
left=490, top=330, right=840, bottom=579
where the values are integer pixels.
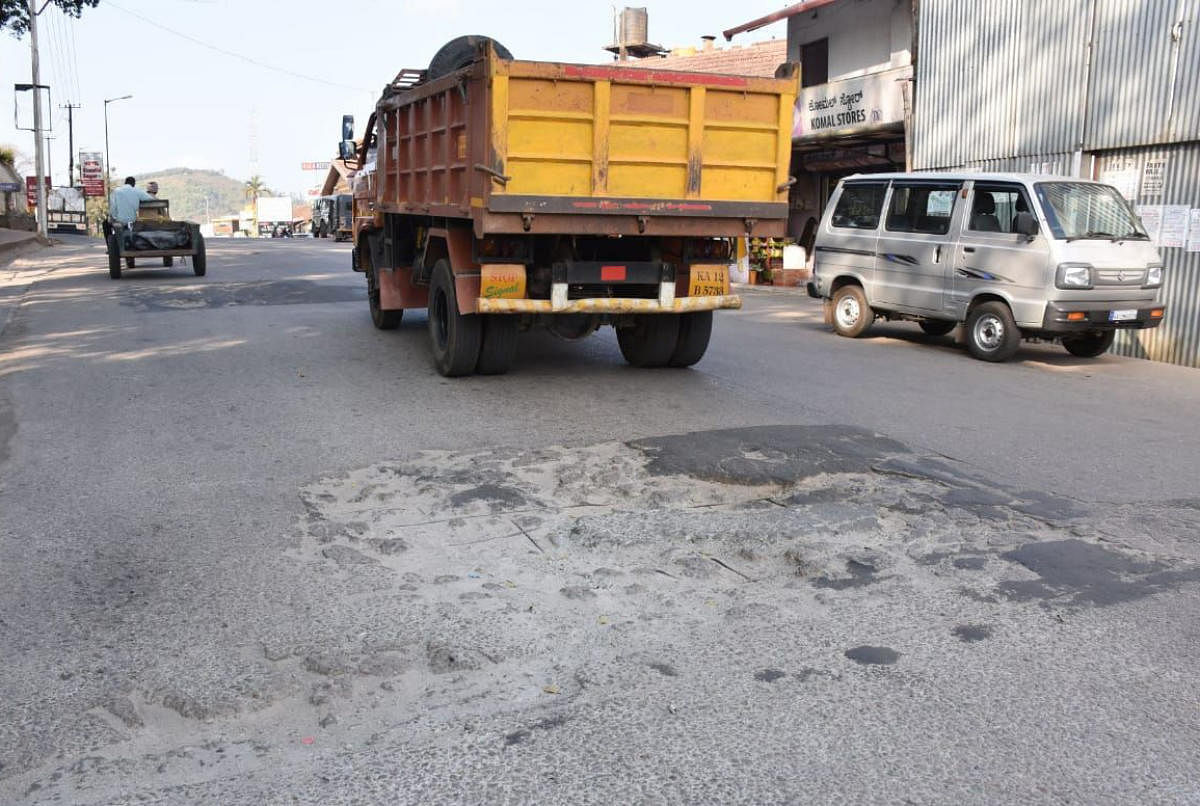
left=427, top=36, right=512, bottom=80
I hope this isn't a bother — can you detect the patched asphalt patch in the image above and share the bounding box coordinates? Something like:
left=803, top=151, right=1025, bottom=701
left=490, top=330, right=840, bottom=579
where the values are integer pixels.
left=120, top=279, right=362, bottom=311
left=999, top=539, right=1200, bottom=607
left=952, top=624, right=993, bottom=643
left=754, top=669, right=787, bottom=683
left=813, top=559, right=882, bottom=590
left=448, top=483, right=527, bottom=510
left=844, top=646, right=900, bottom=666
left=630, top=425, right=908, bottom=485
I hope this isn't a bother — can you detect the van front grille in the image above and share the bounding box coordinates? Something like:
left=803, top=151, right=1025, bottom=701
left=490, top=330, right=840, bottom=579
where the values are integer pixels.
left=1094, top=268, right=1146, bottom=286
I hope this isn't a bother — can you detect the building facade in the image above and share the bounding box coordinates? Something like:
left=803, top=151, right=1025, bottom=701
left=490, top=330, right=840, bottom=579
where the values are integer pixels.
left=727, top=0, right=1200, bottom=367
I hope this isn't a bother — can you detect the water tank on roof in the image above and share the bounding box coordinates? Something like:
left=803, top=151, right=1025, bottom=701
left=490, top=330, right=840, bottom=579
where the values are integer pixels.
left=618, top=7, right=649, bottom=47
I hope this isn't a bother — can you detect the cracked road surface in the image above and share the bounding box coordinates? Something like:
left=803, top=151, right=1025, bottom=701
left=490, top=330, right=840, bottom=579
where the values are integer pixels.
left=2, top=238, right=1200, bottom=804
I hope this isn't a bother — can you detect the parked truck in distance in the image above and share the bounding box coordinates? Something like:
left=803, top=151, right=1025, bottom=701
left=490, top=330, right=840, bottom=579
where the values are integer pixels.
left=341, top=36, right=798, bottom=376
left=47, top=186, right=86, bottom=233
left=311, top=194, right=352, bottom=241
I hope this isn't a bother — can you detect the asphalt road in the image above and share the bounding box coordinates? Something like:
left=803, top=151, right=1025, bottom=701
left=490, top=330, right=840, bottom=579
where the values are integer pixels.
left=1, top=235, right=1199, bottom=804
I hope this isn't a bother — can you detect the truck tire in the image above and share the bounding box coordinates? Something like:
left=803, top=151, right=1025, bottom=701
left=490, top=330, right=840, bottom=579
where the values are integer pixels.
left=1062, top=330, right=1115, bottom=358
left=919, top=320, right=956, bottom=336
left=163, top=256, right=174, bottom=267
left=428, top=259, right=481, bottom=376
left=965, top=300, right=1021, bottom=361
left=427, top=36, right=513, bottom=80
left=125, top=257, right=136, bottom=269
left=668, top=311, right=713, bottom=367
left=107, top=236, right=122, bottom=279
left=616, top=315, right=680, bottom=368
left=476, top=315, right=518, bottom=375
left=367, top=257, right=402, bottom=330
left=193, top=234, right=207, bottom=276
left=831, top=284, right=872, bottom=337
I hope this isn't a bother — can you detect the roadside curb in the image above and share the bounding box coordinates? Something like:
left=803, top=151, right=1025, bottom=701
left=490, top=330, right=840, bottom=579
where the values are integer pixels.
left=0, top=233, right=52, bottom=342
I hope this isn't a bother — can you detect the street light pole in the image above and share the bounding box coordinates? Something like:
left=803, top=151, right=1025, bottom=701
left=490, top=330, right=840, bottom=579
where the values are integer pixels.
left=28, top=0, right=47, bottom=238
left=103, top=94, right=132, bottom=199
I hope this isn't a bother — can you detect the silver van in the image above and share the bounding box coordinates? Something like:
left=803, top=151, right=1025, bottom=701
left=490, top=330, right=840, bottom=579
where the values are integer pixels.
left=807, top=172, right=1166, bottom=361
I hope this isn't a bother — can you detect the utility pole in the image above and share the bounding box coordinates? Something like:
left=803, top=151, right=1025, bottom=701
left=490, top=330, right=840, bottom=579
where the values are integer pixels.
left=60, top=102, right=80, bottom=186
left=28, top=0, right=47, bottom=238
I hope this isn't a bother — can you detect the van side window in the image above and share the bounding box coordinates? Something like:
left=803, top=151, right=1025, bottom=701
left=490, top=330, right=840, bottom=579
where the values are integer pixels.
left=969, top=184, right=1033, bottom=234
left=885, top=183, right=960, bottom=235
left=831, top=183, right=887, bottom=230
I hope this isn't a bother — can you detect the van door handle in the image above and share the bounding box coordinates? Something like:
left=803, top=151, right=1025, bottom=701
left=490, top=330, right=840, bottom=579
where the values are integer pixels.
left=935, top=246, right=942, bottom=263
left=963, top=246, right=976, bottom=253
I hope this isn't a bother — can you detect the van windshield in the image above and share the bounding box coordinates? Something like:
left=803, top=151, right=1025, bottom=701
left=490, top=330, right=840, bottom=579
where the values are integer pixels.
left=1034, top=182, right=1149, bottom=241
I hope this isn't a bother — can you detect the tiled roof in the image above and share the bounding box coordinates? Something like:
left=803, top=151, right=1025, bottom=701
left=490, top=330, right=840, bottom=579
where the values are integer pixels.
left=616, top=39, right=788, bottom=78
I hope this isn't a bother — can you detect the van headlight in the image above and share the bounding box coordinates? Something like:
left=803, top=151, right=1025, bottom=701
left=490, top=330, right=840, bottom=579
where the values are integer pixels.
left=1145, top=263, right=1163, bottom=288
left=1056, top=263, right=1093, bottom=290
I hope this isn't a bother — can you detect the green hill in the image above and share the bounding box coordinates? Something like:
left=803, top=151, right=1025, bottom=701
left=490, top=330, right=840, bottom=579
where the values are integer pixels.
left=138, top=168, right=248, bottom=224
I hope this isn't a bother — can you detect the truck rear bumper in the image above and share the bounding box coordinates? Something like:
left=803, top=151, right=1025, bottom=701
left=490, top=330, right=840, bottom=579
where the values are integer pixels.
left=476, top=294, right=742, bottom=314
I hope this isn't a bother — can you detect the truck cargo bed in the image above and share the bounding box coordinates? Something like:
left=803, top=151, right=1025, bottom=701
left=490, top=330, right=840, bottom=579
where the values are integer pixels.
left=373, top=47, right=797, bottom=236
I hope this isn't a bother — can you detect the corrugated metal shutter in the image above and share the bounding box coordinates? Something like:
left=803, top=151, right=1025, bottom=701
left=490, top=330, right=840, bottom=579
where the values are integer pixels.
left=913, top=0, right=1089, bottom=169
left=1085, top=0, right=1197, bottom=149
left=1098, top=143, right=1200, bottom=367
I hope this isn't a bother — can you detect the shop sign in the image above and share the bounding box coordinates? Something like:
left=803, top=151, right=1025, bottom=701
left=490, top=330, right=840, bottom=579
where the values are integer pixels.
left=793, top=65, right=911, bottom=141
left=79, top=151, right=105, bottom=197
left=25, top=175, right=50, bottom=208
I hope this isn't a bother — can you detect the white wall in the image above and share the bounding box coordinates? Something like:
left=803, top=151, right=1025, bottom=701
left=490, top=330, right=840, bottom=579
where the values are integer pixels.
left=787, top=0, right=912, bottom=81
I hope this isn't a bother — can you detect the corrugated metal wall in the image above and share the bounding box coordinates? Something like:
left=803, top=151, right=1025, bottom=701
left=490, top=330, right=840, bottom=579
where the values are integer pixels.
left=1087, top=0, right=1200, bottom=148
left=914, top=0, right=1199, bottom=165
left=1098, top=144, right=1200, bottom=367
left=913, top=0, right=1090, bottom=168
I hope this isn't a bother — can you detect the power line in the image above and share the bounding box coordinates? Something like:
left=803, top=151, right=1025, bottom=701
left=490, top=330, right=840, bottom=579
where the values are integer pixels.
left=105, top=1, right=371, bottom=92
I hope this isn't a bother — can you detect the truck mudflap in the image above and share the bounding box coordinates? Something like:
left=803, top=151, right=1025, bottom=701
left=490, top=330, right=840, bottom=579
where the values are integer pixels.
left=475, top=293, right=742, bottom=314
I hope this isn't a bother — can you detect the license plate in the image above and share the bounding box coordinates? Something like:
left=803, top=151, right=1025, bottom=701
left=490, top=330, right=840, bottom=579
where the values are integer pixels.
left=1109, top=309, right=1137, bottom=322
left=689, top=265, right=730, bottom=297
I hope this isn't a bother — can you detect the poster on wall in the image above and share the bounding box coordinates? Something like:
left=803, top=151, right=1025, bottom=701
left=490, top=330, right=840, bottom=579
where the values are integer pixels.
left=1141, top=159, right=1166, bottom=196
left=1137, top=204, right=1163, bottom=245
left=1100, top=166, right=1139, bottom=200
left=1187, top=209, right=1200, bottom=252
left=1158, top=205, right=1189, bottom=249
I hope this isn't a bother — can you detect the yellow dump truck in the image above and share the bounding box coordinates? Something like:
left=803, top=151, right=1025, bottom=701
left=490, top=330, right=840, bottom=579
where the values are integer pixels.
left=342, top=36, right=797, bottom=375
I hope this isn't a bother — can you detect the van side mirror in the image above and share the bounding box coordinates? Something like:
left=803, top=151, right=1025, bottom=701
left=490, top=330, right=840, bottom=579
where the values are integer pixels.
left=338, top=140, right=356, bottom=161
left=341, top=114, right=354, bottom=141
left=1014, top=211, right=1039, bottom=238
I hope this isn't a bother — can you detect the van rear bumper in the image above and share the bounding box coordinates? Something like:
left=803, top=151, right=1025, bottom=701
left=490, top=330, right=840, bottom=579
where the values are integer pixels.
left=1040, top=300, right=1165, bottom=333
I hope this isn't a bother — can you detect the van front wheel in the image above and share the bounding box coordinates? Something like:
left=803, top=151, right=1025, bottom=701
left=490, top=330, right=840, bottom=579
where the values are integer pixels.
left=1062, top=330, right=1115, bottom=358
left=965, top=301, right=1020, bottom=361
left=831, top=285, right=873, bottom=338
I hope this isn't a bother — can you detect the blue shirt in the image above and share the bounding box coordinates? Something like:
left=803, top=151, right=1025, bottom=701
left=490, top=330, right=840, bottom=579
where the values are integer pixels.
left=110, top=184, right=153, bottom=224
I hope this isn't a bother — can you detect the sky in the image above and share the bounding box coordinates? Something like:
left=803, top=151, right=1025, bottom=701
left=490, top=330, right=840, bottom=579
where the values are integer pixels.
left=1, top=0, right=782, bottom=198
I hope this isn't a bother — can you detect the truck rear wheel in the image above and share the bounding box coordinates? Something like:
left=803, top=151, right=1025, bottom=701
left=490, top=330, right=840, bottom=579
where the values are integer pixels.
left=107, top=236, right=122, bottom=279
left=1062, top=330, right=1115, bottom=358
left=617, top=315, right=680, bottom=368
left=125, top=257, right=135, bottom=269
left=476, top=315, right=518, bottom=375
left=163, top=256, right=174, bottom=267
left=367, top=255, right=402, bottom=330
left=668, top=311, right=713, bottom=367
left=428, top=259, right=481, bottom=376
left=193, top=234, right=207, bottom=277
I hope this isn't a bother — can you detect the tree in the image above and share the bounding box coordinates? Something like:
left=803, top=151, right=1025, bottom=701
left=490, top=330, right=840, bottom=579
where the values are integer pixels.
left=2, top=1, right=100, bottom=36
left=244, top=175, right=271, bottom=202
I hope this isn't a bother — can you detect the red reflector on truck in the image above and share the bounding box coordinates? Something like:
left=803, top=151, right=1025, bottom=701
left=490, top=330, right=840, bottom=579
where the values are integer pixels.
left=600, top=265, right=627, bottom=282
